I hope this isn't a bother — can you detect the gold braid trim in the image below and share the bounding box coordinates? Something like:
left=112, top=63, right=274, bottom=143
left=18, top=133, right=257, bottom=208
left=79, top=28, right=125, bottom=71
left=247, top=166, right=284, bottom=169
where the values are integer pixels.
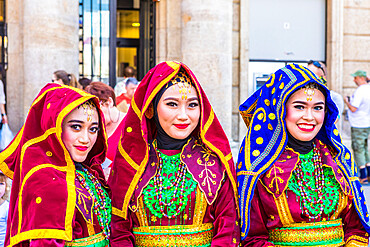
left=274, top=194, right=294, bottom=226
left=269, top=219, right=344, bottom=247
left=65, top=232, right=107, bottom=246
left=330, top=192, right=348, bottom=220
left=136, top=196, right=149, bottom=227
left=345, top=235, right=369, bottom=246
left=193, top=187, right=207, bottom=226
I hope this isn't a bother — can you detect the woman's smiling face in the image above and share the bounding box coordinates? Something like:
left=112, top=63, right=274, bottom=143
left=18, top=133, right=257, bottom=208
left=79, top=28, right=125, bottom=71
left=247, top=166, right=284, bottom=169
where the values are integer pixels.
left=156, top=83, right=200, bottom=140
left=62, top=103, right=99, bottom=162
left=285, top=87, right=325, bottom=142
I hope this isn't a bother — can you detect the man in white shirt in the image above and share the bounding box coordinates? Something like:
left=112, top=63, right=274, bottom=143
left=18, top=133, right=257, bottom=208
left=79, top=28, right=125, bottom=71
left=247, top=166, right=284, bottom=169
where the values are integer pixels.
left=344, top=70, right=370, bottom=183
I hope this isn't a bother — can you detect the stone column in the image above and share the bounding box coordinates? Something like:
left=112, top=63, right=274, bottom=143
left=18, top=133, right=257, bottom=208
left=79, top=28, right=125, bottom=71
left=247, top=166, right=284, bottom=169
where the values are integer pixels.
left=327, top=0, right=344, bottom=93
left=181, top=0, right=233, bottom=138
left=7, top=0, right=79, bottom=131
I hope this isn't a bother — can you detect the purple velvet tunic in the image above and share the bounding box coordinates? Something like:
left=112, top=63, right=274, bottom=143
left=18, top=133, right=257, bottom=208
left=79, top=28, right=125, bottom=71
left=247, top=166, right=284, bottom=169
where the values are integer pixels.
left=110, top=139, right=240, bottom=246
left=242, top=140, right=369, bottom=246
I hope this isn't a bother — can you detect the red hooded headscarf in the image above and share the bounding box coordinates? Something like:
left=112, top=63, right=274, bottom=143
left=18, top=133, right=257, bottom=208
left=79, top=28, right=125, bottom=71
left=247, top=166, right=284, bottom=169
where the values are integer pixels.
left=0, top=83, right=107, bottom=246
left=109, top=61, right=238, bottom=219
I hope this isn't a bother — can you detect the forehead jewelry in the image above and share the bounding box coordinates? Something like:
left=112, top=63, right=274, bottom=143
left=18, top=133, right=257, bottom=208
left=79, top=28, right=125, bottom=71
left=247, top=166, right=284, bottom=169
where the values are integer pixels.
left=81, top=101, right=96, bottom=122
left=303, top=84, right=317, bottom=101
left=171, top=71, right=192, bottom=100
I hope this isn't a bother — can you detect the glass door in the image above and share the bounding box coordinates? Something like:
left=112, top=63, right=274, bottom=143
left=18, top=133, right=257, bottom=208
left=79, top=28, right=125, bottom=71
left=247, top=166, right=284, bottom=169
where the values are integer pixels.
left=116, top=9, right=140, bottom=82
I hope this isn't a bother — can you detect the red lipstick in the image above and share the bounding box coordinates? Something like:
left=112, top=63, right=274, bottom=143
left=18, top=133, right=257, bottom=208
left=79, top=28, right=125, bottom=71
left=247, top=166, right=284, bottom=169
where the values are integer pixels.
left=75, top=146, right=88, bottom=151
left=174, top=124, right=189, bottom=129
left=297, top=124, right=315, bottom=132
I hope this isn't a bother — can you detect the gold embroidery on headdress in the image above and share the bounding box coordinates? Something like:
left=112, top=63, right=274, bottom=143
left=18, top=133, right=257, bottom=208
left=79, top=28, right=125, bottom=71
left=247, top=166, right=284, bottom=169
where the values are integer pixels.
left=81, top=101, right=96, bottom=122
left=171, top=71, right=192, bottom=100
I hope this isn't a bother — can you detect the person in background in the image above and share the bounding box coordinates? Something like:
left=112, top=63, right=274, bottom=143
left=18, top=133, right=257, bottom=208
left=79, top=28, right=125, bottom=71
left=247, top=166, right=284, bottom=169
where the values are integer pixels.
left=238, top=64, right=369, bottom=246
left=0, top=80, right=7, bottom=128
left=78, top=77, right=92, bottom=90
left=344, top=70, right=370, bottom=184
left=307, top=60, right=344, bottom=123
left=116, top=77, right=139, bottom=113
left=0, top=83, right=111, bottom=246
left=0, top=172, right=9, bottom=247
left=109, top=61, right=240, bottom=246
left=52, top=70, right=80, bottom=88
left=85, top=81, right=125, bottom=180
left=114, top=66, right=137, bottom=97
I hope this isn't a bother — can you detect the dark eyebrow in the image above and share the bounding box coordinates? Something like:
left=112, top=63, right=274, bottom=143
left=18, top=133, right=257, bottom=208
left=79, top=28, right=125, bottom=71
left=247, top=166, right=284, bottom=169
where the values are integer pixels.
left=292, top=100, right=325, bottom=105
left=68, top=120, right=99, bottom=125
left=187, top=97, right=199, bottom=101
left=163, top=96, right=199, bottom=101
left=163, top=97, right=179, bottom=101
left=68, top=120, right=84, bottom=124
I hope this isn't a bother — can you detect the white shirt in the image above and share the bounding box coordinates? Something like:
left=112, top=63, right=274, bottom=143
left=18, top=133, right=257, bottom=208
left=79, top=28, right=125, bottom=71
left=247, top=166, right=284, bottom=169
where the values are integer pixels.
left=0, top=200, right=9, bottom=247
left=348, top=84, right=370, bottom=128
left=0, top=80, right=5, bottom=105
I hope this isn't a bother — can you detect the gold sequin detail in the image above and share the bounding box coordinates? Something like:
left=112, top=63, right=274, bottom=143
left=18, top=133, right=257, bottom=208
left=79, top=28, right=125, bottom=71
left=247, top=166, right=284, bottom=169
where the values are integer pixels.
left=254, top=125, right=261, bottom=131
left=256, top=137, right=263, bottom=145
left=36, top=197, right=42, bottom=204
left=46, top=151, right=52, bottom=157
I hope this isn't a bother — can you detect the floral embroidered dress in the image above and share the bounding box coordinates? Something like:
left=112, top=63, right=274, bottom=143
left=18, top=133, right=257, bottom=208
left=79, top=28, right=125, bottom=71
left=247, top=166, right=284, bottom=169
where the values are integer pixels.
left=237, top=64, right=370, bottom=246
left=109, top=61, right=240, bottom=247
left=0, top=84, right=111, bottom=247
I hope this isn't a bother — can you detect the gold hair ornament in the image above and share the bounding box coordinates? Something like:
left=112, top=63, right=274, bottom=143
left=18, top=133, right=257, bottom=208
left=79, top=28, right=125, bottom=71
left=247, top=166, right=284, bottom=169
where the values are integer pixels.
left=81, top=101, right=96, bottom=122
left=171, top=71, right=192, bottom=100
left=303, top=83, right=318, bottom=101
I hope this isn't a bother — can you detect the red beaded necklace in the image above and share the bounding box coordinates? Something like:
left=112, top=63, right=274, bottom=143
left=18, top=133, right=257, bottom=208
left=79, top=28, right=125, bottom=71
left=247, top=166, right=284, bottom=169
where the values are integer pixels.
left=292, top=143, right=325, bottom=220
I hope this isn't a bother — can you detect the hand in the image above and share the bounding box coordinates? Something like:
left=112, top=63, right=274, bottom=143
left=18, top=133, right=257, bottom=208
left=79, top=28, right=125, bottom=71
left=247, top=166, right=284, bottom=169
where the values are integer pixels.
left=2, top=114, right=7, bottom=124
left=344, top=96, right=349, bottom=105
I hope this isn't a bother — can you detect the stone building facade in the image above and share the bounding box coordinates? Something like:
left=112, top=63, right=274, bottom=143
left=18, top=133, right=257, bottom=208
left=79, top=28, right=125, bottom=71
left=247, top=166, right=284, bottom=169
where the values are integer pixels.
left=4, top=0, right=370, bottom=150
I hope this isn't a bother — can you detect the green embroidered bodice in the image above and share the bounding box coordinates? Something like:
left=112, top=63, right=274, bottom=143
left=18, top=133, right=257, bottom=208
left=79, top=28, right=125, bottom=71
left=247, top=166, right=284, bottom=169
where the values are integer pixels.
left=288, top=149, right=341, bottom=217
left=142, top=151, right=197, bottom=219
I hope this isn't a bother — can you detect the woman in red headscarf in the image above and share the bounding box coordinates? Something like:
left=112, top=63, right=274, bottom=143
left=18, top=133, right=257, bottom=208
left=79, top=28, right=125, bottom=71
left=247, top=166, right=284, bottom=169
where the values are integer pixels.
left=0, top=83, right=111, bottom=246
left=108, top=61, right=240, bottom=247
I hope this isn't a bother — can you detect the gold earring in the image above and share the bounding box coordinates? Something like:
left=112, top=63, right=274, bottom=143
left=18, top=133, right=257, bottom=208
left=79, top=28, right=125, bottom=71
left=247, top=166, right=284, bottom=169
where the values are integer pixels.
left=145, top=103, right=154, bottom=119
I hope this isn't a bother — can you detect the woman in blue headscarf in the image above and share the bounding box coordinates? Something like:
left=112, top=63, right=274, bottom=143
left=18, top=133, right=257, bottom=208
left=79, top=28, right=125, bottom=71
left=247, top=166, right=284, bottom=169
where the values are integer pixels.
left=237, top=64, right=370, bottom=246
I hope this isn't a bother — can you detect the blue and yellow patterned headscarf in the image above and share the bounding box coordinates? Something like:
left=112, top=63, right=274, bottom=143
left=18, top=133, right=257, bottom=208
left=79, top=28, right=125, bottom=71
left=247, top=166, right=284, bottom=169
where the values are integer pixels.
left=237, top=63, right=370, bottom=239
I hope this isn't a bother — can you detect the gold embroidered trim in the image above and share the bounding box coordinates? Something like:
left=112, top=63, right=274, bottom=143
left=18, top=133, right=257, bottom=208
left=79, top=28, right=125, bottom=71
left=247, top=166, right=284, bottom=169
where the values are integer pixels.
left=65, top=232, right=106, bottom=246
left=345, top=235, right=369, bottom=246
left=274, top=194, right=294, bottom=226
left=136, top=196, right=149, bottom=227
left=330, top=192, right=348, bottom=220
left=193, top=187, right=207, bottom=225
left=269, top=219, right=344, bottom=247
left=133, top=223, right=213, bottom=247
left=86, top=221, right=95, bottom=236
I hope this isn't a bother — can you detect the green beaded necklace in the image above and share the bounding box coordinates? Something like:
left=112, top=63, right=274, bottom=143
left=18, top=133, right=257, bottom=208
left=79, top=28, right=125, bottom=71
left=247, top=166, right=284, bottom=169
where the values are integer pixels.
left=143, top=150, right=197, bottom=219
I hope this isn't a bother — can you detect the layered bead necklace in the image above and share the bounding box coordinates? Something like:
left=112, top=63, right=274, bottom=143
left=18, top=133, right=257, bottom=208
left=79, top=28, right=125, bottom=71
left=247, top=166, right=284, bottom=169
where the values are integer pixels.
left=143, top=150, right=197, bottom=219
left=292, top=143, right=325, bottom=220
left=76, top=167, right=111, bottom=239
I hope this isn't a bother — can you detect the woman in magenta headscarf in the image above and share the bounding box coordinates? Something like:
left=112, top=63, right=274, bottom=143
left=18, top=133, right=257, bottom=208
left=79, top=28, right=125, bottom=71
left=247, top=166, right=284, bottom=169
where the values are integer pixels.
left=109, top=61, right=240, bottom=246
left=0, top=83, right=111, bottom=246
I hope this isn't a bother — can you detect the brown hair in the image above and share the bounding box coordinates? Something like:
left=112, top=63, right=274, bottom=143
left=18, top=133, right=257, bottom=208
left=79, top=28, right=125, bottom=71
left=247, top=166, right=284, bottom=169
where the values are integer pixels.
left=0, top=173, right=9, bottom=200
left=85, top=81, right=117, bottom=106
left=79, top=78, right=92, bottom=89
left=54, top=70, right=78, bottom=87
